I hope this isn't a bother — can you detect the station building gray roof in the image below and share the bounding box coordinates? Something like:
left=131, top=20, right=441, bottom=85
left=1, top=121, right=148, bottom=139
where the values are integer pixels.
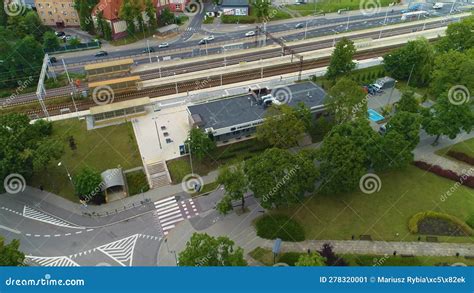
left=188, top=81, right=327, bottom=131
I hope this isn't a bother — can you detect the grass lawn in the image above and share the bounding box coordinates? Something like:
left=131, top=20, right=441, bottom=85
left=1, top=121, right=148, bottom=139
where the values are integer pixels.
left=287, top=0, right=394, bottom=16
left=274, top=166, right=474, bottom=243
left=166, top=138, right=268, bottom=183
left=437, top=138, right=474, bottom=159
left=110, top=30, right=156, bottom=46
left=30, top=119, right=142, bottom=202
left=193, top=181, right=220, bottom=197
left=125, top=170, right=150, bottom=196
left=249, top=247, right=474, bottom=266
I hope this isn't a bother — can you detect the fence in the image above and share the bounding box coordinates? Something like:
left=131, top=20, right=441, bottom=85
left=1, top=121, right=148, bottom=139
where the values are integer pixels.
left=45, top=41, right=101, bottom=54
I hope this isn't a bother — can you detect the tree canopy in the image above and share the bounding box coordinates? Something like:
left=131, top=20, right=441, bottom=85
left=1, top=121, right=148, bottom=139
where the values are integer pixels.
left=216, top=163, right=248, bottom=214
left=327, top=77, right=367, bottom=124
left=396, top=90, right=419, bottom=114
left=73, top=167, right=103, bottom=202
left=325, top=37, right=356, bottom=80
left=0, top=238, right=24, bottom=266
left=295, top=252, right=326, bottom=266
left=244, top=148, right=318, bottom=209
left=185, top=128, right=216, bottom=161
left=178, top=233, right=247, bottom=266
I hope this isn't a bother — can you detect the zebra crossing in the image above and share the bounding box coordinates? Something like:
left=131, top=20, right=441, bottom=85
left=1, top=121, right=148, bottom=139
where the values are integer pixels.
left=25, top=256, right=79, bottom=267
left=22, top=206, right=83, bottom=229
left=152, top=196, right=199, bottom=236
left=97, top=234, right=138, bottom=267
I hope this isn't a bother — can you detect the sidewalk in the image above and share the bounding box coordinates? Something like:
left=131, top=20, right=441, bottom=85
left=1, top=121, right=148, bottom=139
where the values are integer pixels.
left=157, top=203, right=474, bottom=266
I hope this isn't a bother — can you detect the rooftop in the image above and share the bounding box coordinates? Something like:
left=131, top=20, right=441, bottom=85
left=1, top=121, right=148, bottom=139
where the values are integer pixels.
left=188, top=81, right=326, bottom=131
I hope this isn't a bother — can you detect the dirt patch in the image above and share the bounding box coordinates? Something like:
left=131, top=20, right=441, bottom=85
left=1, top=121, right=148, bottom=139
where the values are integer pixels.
left=418, top=218, right=468, bottom=236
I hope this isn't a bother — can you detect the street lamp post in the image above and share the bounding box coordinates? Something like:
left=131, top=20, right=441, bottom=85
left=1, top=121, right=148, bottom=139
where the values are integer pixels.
left=304, top=20, right=308, bottom=40
left=58, top=162, right=72, bottom=184
left=147, top=40, right=152, bottom=63
left=346, top=15, right=350, bottom=31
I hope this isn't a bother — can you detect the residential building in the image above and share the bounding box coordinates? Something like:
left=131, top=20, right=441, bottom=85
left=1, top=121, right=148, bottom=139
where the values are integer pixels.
left=187, top=82, right=327, bottom=144
left=34, top=0, right=79, bottom=27
left=221, top=0, right=249, bottom=16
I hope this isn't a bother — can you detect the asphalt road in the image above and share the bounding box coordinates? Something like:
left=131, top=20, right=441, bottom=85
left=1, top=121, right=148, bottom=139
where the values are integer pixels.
left=58, top=4, right=460, bottom=66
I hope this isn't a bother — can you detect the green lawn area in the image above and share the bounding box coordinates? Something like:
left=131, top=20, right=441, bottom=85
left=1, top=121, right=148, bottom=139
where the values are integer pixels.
left=437, top=138, right=474, bottom=159
left=287, top=0, right=394, bottom=16
left=249, top=247, right=474, bottom=266
left=166, top=138, right=268, bottom=183
left=274, top=166, right=474, bottom=243
left=125, top=170, right=150, bottom=196
left=193, top=181, right=220, bottom=197
left=110, top=30, right=156, bottom=46
left=30, top=119, right=142, bottom=202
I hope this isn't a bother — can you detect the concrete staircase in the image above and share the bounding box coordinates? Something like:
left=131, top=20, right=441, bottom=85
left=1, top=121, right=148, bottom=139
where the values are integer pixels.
left=146, top=161, right=171, bottom=189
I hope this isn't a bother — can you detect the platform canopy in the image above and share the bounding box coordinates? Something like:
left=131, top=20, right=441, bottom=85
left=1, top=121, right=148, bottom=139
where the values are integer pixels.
left=100, top=168, right=125, bottom=190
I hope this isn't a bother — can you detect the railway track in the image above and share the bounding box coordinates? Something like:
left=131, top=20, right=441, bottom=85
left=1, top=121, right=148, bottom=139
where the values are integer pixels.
left=23, top=46, right=395, bottom=118
left=2, top=18, right=455, bottom=108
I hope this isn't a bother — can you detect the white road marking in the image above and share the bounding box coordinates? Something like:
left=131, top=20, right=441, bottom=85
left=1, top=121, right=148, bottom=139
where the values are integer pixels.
left=22, top=206, right=83, bottom=229
left=0, top=224, right=20, bottom=234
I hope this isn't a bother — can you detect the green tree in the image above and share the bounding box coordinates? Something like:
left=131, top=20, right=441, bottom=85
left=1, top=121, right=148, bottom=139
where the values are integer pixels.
left=0, top=0, right=8, bottom=26
left=159, top=8, right=175, bottom=27
left=103, top=21, right=112, bottom=40
left=0, top=238, right=25, bottom=266
left=430, top=50, right=474, bottom=99
left=96, top=10, right=106, bottom=36
left=145, top=0, right=157, bottom=30
left=318, top=119, right=378, bottom=193
left=325, top=37, right=356, bottom=80
left=256, top=104, right=307, bottom=148
left=295, top=252, right=326, bottom=266
left=396, top=89, right=419, bottom=113
left=254, top=0, right=270, bottom=20
left=43, top=31, right=60, bottom=50
left=73, top=167, right=103, bottom=201
left=372, top=130, right=413, bottom=171
left=0, top=114, right=63, bottom=191
left=216, top=163, right=248, bottom=213
left=21, top=11, right=46, bottom=41
left=437, top=16, right=474, bottom=53
left=68, top=37, right=81, bottom=46
left=386, top=111, right=420, bottom=149
left=383, top=38, right=434, bottom=86
left=422, top=95, right=473, bottom=145
left=178, top=233, right=247, bottom=266
left=327, top=77, right=367, bottom=124
left=244, top=148, right=318, bottom=209
left=185, top=128, right=216, bottom=161
left=120, top=0, right=136, bottom=35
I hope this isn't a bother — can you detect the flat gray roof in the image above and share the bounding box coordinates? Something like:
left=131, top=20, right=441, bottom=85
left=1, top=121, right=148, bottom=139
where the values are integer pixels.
left=188, top=81, right=326, bottom=131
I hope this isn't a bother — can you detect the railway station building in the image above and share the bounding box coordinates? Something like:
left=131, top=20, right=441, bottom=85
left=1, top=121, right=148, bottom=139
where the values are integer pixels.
left=187, top=82, right=327, bottom=144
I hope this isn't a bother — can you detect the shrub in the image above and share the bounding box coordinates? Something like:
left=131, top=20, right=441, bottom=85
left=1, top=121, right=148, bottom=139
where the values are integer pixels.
left=126, top=170, right=149, bottom=196
left=408, top=211, right=474, bottom=235
left=447, top=151, right=474, bottom=166
left=278, top=252, right=304, bottom=266
left=413, top=161, right=474, bottom=188
left=221, top=15, right=256, bottom=24
left=255, top=214, right=305, bottom=241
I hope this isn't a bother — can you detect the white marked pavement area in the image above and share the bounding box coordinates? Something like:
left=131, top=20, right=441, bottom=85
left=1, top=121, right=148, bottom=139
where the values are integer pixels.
left=26, top=234, right=161, bottom=267
left=153, top=196, right=200, bottom=236
left=22, top=206, right=83, bottom=229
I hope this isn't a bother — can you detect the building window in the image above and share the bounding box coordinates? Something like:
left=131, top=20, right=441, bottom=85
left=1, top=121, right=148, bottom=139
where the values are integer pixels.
left=48, top=11, right=52, bottom=15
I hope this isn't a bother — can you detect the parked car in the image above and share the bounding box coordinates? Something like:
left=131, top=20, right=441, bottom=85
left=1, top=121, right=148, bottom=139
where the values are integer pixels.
left=245, top=31, right=255, bottom=37
left=94, top=50, right=108, bottom=57
left=198, top=39, right=209, bottom=45
left=204, top=35, right=215, bottom=41
left=142, top=47, right=155, bottom=53
left=158, top=42, right=169, bottom=48
left=49, top=56, right=57, bottom=63
left=55, top=31, right=65, bottom=37
left=295, top=23, right=304, bottom=29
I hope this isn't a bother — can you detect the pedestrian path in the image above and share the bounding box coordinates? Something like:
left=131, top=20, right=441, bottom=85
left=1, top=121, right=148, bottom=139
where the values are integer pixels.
left=22, top=206, right=83, bottom=229
left=152, top=196, right=199, bottom=235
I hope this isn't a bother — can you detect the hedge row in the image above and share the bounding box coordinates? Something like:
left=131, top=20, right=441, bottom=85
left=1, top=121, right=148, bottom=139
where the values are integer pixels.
left=255, top=214, right=305, bottom=242
left=447, top=151, right=474, bottom=166
left=413, top=161, right=474, bottom=188
left=221, top=15, right=257, bottom=24
left=408, top=211, right=474, bottom=235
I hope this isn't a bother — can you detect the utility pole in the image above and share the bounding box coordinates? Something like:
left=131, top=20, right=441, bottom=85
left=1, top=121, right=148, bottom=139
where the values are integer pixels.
left=147, top=40, right=152, bottom=63
left=304, top=20, right=308, bottom=40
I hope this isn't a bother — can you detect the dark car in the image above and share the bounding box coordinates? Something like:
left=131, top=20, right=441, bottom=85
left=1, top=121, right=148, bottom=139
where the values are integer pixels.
left=49, top=57, right=57, bottom=63
left=94, top=50, right=108, bottom=57
left=55, top=31, right=65, bottom=37
left=142, top=47, right=155, bottom=53
left=295, top=23, right=304, bottom=29
left=198, top=39, right=209, bottom=45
